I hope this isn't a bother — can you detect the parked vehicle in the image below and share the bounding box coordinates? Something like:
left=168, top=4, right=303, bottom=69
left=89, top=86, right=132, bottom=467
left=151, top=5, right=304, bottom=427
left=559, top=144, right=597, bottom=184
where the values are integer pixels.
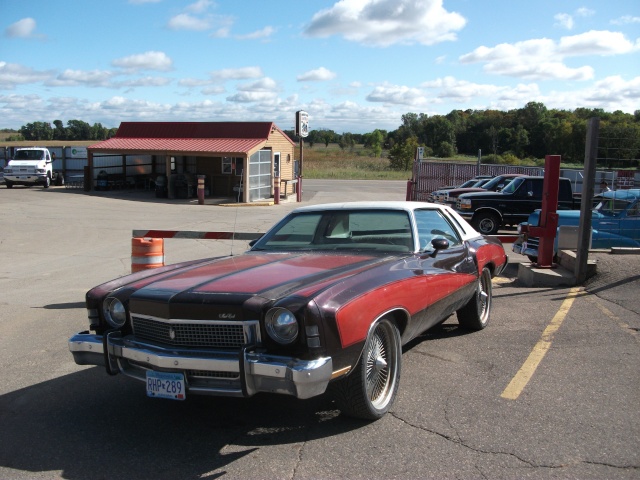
left=513, top=189, right=640, bottom=261
left=428, top=175, right=494, bottom=202
left=3, top=147, right=61, bottom=188
left=434, top=174, right=524, bottom=208
left=455, top=176, right=579, bottom=235
left=68, top=201, right=507, bottom=420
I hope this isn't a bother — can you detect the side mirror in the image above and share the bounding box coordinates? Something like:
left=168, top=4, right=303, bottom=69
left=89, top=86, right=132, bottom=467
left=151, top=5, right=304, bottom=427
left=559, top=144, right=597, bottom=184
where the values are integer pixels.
left=428, top=238, right=449, bottom=258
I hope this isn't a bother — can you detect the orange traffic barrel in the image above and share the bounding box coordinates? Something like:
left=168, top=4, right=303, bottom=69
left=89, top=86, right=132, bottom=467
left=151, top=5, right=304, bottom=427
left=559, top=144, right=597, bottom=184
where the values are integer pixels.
left=131, top=237, right=165, bottom=272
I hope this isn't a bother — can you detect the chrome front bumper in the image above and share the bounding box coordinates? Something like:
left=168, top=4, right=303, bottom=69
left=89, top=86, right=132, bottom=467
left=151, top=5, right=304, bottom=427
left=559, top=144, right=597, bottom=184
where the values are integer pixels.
left=512, top=240, right=539, bottom=258
left=69, top=331, right=333, bottom=400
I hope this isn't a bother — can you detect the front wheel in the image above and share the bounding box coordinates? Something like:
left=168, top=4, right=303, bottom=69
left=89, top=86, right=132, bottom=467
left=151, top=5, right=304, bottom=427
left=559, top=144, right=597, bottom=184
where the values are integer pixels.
left=5, top=181, right=13, bottom=189
left=331, top=317, right=402, bottom=420
left=43, top=174, right=51, bottom=188
left=473, top=213, right=500, bottom=235
left=457, top=267, right=492, bottom=330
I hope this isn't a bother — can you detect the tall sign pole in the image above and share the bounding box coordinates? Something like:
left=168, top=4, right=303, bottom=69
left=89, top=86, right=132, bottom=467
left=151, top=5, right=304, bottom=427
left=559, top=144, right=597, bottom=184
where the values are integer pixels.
left=295, top=111, right=308, bottom=202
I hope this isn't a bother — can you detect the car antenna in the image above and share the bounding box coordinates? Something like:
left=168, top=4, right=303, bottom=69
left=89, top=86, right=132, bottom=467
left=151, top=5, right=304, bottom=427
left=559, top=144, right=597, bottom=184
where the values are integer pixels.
left=230, top=204, right=239, bottom=256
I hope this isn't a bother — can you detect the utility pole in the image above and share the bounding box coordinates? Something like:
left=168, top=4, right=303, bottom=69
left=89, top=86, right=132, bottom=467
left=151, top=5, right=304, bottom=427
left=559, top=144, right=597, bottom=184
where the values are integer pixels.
left=575, top=117, right=600, bottom=284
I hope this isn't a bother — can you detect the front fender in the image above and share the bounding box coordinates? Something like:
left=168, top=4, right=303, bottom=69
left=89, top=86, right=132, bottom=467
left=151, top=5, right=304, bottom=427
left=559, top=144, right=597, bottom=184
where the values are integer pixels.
left=472, top=207, right=503, bottom=222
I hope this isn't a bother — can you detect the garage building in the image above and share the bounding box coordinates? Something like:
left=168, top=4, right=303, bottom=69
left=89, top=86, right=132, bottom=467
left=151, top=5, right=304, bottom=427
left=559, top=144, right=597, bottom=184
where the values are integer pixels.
left=88, top=121, right=297, bottom=203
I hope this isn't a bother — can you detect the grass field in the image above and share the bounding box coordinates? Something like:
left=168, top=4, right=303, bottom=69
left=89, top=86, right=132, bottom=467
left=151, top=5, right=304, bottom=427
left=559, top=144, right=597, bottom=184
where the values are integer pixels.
left=300, top=144, right=481, bottom=180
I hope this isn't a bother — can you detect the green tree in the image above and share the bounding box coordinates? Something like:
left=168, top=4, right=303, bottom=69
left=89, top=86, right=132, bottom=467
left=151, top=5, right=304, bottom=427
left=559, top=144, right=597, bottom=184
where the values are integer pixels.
left=436, top=141, right=455, bottom=158
left=53, top=120, right=66, bottom=140
left=19, top=122, right=53, bottom=141
left=338, top=132, right=355, bottom=151
left=66, top=120, right=91, bottom=140
left=363, top=129, right=385, bottom=157
left=388, top=136, right=419, bottom=171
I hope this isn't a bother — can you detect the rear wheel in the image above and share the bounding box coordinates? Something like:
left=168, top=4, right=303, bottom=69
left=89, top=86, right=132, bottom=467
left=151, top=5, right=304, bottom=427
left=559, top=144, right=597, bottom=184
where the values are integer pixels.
left=331, top=317, right=401, bottom=420
left=457, top=267, right=492, bottom=330
left=5, top=181, right=13, bottom=189
left=473, top=213, right=500, bottom=235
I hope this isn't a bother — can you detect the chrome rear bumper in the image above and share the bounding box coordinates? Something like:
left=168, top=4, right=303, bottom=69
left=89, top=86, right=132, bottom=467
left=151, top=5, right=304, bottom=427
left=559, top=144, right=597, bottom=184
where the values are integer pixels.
left=69, top=331, right=332, bottom=400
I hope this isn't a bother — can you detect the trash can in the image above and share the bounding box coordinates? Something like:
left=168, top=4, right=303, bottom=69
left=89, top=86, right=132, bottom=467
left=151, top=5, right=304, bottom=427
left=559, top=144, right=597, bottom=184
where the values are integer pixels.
left=155, top=175, right=167, bottom=198
left=96, top=170, right=108, bottom=191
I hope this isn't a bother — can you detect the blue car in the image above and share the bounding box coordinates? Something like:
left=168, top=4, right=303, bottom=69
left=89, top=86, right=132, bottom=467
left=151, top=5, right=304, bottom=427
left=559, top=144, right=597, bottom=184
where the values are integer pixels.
left=513, top=189, right=640, bottom=261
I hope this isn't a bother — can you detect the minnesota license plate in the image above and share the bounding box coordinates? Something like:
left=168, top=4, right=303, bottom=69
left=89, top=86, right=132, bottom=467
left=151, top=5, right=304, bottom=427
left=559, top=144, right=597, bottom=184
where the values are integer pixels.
left=146, top=371, right=186, bottom=400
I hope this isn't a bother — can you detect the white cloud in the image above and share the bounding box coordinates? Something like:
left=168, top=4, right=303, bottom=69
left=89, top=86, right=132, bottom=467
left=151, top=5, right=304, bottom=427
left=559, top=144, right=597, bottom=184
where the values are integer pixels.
left=576, top=8, right=595, bottom=17
left=47, top=69, right=116, bottom=87
left=554, top=13, right=574, bottom=30
left=558, top=30, right=638, bottom=56
left=422, top=77, right=543, bottom=111
left=0, top=62, right=52, bottom=88
left=366, top=84, right=427, bottom=106
left=5, top=18, right=43, bottom=39
left=237, top=77, right=278, bottom=92
left=459, top=30, right=637, bottom=81
left=304, top=0, right=466, bottom=47
left=186, top=0, right=213, bottom=14
left=201, top=85, right=226, bottom=95
left=236, top=26, right=276, bottom=40
left=209, top=67, right=263, bottom=80
left=167, top=13, right=211, bottom=31
left=611, top=15, right=640, bottom=25
left=111, top=51, right=173, bottom=72
left=297, top=67, right=337, bottom=82
left=118, top=76, right=173, bottom=88
left=226, top=91, right=278, bottom=103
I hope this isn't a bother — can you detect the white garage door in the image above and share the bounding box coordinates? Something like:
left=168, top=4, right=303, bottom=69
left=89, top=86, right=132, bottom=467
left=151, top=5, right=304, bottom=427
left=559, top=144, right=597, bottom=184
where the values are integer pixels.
left=249, top=149, right=272, bottom=201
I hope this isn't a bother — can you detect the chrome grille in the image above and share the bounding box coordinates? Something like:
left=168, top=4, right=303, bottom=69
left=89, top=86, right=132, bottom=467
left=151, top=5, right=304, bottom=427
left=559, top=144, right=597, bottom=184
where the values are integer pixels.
left=131, top=315, right=248, bottom=348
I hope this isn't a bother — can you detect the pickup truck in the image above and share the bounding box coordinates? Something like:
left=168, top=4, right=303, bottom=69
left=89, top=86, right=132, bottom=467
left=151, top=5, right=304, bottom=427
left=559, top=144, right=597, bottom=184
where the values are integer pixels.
left=513, top=188, right=640, bottom=261
left=3, top=147, right=57, bottom=188
left=454, top=176, right=578, bottom=235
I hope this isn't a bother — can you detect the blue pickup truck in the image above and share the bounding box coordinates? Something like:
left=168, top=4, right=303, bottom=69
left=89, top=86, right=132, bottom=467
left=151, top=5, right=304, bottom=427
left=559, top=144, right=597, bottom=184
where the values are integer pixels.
left=513, top=189, right=640, bottom=261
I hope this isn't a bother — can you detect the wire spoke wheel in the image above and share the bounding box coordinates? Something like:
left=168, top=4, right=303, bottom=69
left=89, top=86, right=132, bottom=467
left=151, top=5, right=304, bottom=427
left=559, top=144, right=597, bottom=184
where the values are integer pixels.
left=457, top=267, right=492, bottom=330
left=365, top=326, right=392, bottom=408
left=331, top=317, right=401, bottom=420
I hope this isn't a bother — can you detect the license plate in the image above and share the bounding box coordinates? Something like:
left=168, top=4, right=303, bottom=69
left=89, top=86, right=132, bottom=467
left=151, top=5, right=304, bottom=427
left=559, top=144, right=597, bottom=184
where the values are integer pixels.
left=146, top=371, right=186, bottom=400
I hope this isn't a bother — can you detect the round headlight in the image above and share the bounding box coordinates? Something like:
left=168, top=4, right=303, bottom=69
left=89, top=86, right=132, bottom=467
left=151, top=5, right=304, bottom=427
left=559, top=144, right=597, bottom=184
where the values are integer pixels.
left=104, top=297, right=127, bottom=328
left=265, top=308, right=299, bottom=345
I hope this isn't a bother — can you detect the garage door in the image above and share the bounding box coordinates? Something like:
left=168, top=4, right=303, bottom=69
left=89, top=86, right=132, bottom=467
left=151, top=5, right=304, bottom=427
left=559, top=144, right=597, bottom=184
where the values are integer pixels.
left=249, top=149, right=271, bottom=201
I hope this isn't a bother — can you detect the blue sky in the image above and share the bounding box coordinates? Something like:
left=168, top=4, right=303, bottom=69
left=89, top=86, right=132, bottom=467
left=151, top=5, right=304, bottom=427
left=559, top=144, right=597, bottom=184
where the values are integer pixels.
left=1, top=0, right=638, bottom=134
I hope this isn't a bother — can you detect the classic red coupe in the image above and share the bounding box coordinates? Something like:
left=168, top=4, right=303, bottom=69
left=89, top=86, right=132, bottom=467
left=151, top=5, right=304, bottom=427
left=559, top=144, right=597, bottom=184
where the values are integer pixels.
left=69, top=201, right=507, bottom=420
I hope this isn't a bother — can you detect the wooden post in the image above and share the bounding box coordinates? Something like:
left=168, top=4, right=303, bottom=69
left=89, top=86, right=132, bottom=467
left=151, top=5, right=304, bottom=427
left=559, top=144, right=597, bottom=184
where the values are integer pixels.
left=297, top=138, right=303, bottom=202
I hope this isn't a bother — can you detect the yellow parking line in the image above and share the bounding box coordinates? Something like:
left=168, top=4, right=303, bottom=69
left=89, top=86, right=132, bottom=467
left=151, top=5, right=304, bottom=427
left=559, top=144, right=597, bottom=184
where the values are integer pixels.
left=501, top=286, right=583, bottom=400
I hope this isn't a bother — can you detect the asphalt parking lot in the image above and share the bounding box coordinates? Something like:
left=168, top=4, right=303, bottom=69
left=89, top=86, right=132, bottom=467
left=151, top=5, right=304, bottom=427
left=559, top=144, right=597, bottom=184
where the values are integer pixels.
left=0, top=181, right=638, bottom=479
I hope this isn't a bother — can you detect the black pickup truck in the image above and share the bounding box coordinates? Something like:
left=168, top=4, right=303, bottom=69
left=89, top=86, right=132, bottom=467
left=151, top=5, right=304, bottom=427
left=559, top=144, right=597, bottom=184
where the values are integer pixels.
left=454, top=176, right=578, bottom=235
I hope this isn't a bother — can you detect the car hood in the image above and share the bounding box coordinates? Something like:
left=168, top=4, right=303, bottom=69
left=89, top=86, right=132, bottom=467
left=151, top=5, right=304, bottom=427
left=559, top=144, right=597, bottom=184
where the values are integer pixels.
left=444, top=187, right=486, bottom=196
left=97, top=252, right=397, bottom=319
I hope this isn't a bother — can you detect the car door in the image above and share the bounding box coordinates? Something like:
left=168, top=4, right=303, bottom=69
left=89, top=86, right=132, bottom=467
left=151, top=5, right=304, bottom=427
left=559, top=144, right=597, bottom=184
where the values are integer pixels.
left=410, top=209, right=477, bottom=335
left=620, top=200, right=640, bottom=244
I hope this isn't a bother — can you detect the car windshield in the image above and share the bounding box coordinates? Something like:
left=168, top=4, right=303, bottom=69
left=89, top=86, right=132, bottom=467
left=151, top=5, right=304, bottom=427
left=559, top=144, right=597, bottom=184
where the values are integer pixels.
left=251, top=209, right=414, bottom=253
left=14, top=150, right=44, bottom=160
left=500, top=177, right=524, bottom=194
left=458, top=179, right=477, bottom=188
left=595, top=199, right=632, bottom=217
left=482, top=176, right=510, bottom=190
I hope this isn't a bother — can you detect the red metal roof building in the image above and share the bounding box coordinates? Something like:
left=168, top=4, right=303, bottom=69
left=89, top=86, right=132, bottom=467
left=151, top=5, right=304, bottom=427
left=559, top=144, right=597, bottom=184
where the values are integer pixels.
left=88, top=122, right=297, bottom=203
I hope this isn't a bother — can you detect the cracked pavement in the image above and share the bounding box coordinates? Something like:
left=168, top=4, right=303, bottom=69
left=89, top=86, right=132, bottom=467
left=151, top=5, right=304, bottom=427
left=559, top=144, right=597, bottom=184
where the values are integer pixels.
left=0, top=180, right=638, bottom=479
